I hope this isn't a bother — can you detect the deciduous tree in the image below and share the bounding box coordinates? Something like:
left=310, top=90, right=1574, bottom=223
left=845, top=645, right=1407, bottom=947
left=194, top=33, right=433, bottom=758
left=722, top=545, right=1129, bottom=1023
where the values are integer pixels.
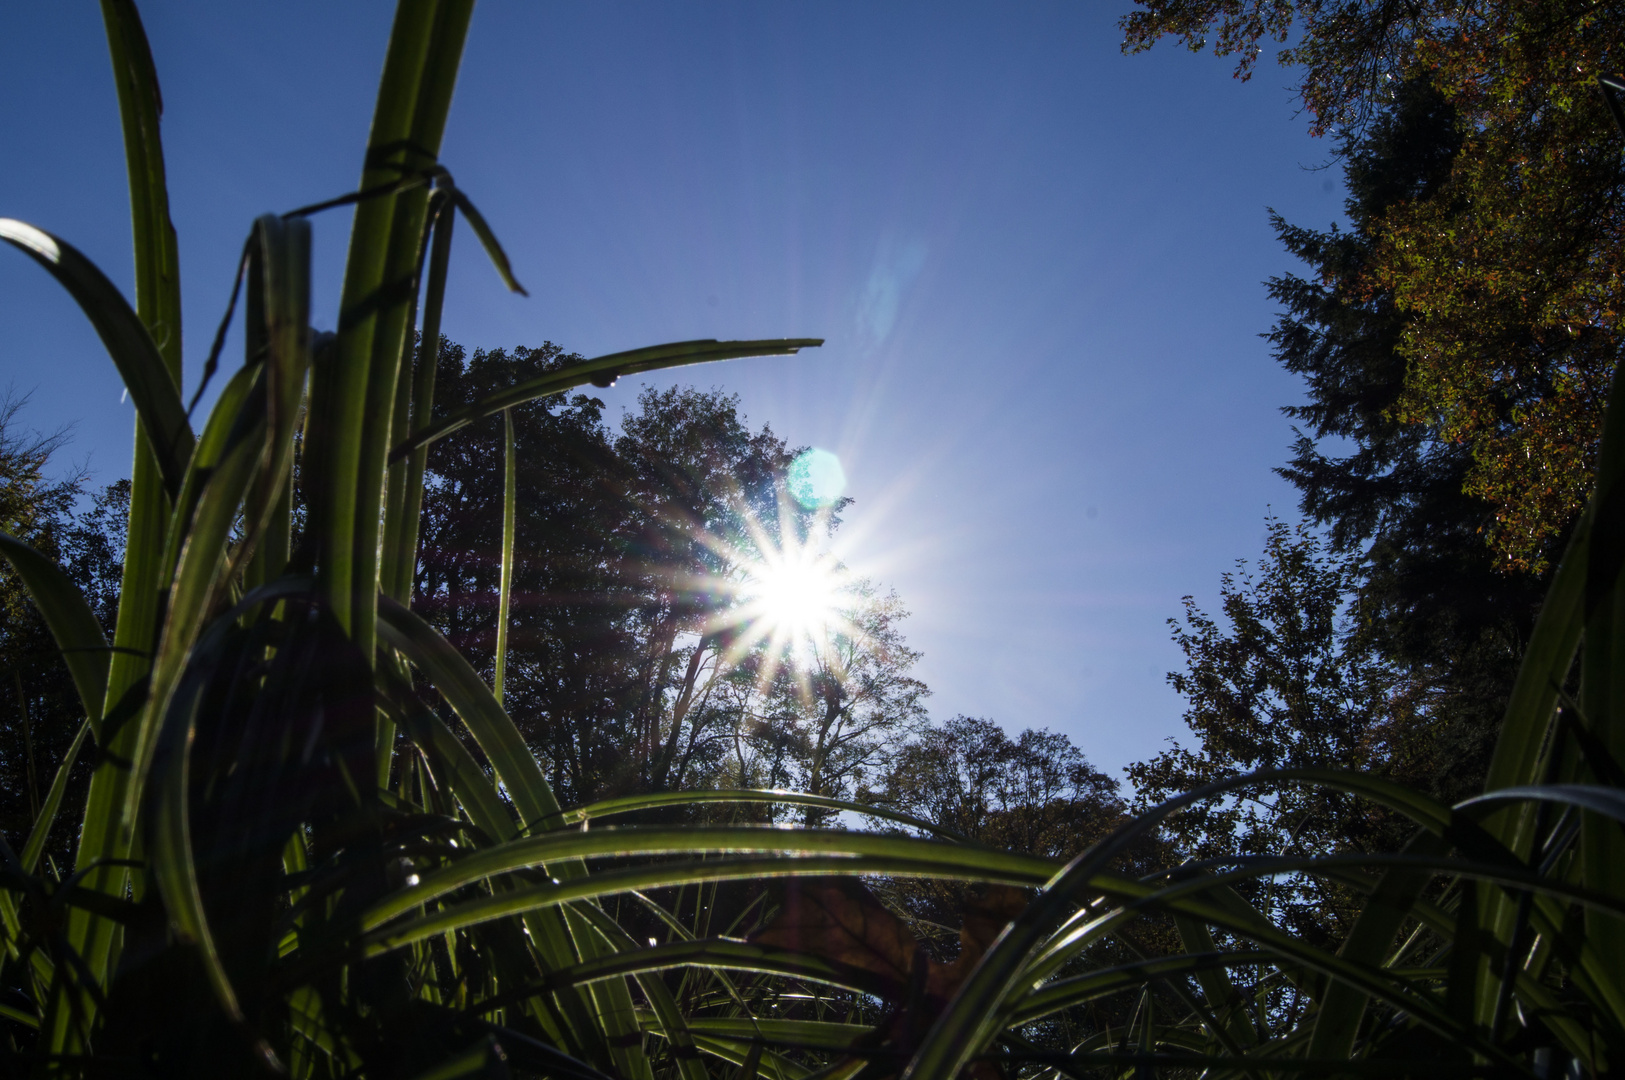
left=1123, top=0, right=1625, bottom=570
left=1269, top=79, right=1546, bottom=800
left=0, top=399, right=124, bottom=869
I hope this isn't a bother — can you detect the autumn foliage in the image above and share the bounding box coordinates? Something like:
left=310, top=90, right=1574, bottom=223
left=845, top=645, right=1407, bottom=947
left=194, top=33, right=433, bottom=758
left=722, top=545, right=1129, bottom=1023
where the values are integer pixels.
left=1125, top=0, right=1625, bottom=570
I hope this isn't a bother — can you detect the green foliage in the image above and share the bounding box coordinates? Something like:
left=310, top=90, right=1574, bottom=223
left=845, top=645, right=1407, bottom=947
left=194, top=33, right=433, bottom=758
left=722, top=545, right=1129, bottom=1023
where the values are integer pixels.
left=1122, top=0, right=1625, bottom=572
left=1133, top=518, right=1404, bottom=945
left=0, top=405, right=123, bottom=875
left=2, top=3, right=1624, bottom=1078
left=1267, top=78, right=1544, bottom=817
left=413, top=350, right=922, bottom=809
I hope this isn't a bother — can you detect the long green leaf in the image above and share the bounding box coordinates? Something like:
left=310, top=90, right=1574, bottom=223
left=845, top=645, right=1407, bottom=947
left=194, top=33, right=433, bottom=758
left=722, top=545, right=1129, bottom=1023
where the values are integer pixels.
left=377, top=599, right=613, bottom=1059
left=892, top=775, right=1510, bottom=1080
left=447, top=186, right=527, bottom=296
left=522, top=938, right=869, bottom=996
left=647, top=1015, right=870, bottom=1053
left=1172, top=911, right=1258, bottom=1050
left=494, top=408, right=516, bottom=704
left=385, top=666, right=517, bottom=841
left=51, top=3, right=186, bottom=1051
left=360, top=854, right=1054, bottom=957
left=645, top=1030, right=810, bottom=1080
left=1484, top=527, right=1586, bottom=799
left=0, top=534, right=111, bottom=731
left=377, top=596, right=565, bottom=832
left=406, top=1036, right=504, bottom=1080
left=1013, top=952, right=1275, bottom=1026
left=363, top=826, right=1057, bottom=932
left=240, top=214, right=312, bottom=588
left=20, top=720, right=90, bottom=876
left=143, top=576, right=315, bottom=1025
left=308, top=0, right=472, bottom=651
left=0, top=220, right=192, bottom=496
left=566, top=788, right=973, bottom=842
left=390, top=339, right=824, bottom=461
left=1306, top=830, right=1447, bottom=1062
left=570, top=900, right=697, bottom=1080
left=382, top=188, right=454, bottom=603
left=125, top=362, right=268, bottom=835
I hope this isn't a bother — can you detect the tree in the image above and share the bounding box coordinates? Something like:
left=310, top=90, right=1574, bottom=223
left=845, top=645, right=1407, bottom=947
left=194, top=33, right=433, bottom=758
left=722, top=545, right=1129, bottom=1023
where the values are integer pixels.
left=1122, top=0, right=1625, bottom=571
left=413, top=341, right=922, bottom=811
left=1268, top=78, right=1547, bottom=800
left=866, top=714, right=1126, bottom=861
left=0, top=397, right=124, bottom=871
left=1130, top=517, right=1415, bottom=947
left=608, top=382, right=816, bottom=799
left=721, top=581, right=930, bottom=821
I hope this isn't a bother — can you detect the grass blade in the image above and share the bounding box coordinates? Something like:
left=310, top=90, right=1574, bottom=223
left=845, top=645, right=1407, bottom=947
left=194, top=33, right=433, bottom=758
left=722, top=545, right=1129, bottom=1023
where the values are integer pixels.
left=383, top=189, right=454, bottom=602
left=360, top=854, right=1051, bottom=957
left=50, top=4, right=185, bottom=1048
left=19, top=720, right=91, bottom=875
left=565, top=789, right=972, bottom=841
left=0, top=220, right=192, bottom=496
left=389, top=339, right=824, bottom=461
left=307, top=0, right=472, bottom=649
left=447, top=187, right=527, bottom=295
left=494, top=408, right=516, bottom=704
left=377, top=596, right=565, bottom=833
left=1307, top=829, right=1446, bottom=1062
left=522, top=938, right=870, bottom=996
left=364, top=827, right=1056, bottom=931
left=123, top=363, right=268, bottom=836
left=0, top=534, right=111, bottom=731
left=142, top=576, right=315, bottom=1026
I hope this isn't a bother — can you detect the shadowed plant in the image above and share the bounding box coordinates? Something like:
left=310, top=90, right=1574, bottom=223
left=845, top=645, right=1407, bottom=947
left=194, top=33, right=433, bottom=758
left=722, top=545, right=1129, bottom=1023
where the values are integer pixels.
left=3, top=4, right=1625, bottom=1079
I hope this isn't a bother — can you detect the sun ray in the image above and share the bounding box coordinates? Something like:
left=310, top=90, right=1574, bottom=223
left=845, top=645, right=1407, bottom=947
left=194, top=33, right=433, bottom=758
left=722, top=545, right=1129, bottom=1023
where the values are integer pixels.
left=689, top=493, right=863, bottom=700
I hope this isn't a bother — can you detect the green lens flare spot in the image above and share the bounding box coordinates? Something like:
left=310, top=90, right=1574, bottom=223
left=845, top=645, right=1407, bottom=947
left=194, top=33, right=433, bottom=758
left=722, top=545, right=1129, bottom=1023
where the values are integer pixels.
left=787, top=448, right=846, bottom=509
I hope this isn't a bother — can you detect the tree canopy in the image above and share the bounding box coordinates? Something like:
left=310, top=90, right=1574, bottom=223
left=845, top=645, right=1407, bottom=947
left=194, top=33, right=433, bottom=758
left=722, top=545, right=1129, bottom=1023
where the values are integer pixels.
left=411, top=340, right=928, bottom=811
left=1124, top=0, right=1625, bottom=571
left=0, top=398, right=123, bottom=869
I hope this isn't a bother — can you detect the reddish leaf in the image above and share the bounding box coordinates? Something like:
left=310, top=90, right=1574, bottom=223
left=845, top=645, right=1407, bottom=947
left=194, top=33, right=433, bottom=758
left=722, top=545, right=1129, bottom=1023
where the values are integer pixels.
left=749, top=878, right=923, bottom=1002
left=748, top=880, right=1027, bottom=1080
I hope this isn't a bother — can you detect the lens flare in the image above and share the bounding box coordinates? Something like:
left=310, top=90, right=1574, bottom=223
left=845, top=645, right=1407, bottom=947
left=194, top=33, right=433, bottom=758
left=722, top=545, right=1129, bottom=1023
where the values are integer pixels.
left=787, top=448, right=845, bottom=509
left=697, top=488, right=864, bottom=698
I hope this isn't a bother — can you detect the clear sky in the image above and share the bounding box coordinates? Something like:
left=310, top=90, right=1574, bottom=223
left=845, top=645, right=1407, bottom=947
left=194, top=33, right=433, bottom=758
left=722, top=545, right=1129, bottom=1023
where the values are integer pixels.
left=0, top=3, right=1343, bottom=780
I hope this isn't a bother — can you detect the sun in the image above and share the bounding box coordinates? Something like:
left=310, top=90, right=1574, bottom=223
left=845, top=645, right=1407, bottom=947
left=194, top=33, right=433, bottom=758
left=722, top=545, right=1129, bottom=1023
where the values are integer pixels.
left=709, top=504, right=858, bottom=682
left=740, top=542, right=846, bottom=648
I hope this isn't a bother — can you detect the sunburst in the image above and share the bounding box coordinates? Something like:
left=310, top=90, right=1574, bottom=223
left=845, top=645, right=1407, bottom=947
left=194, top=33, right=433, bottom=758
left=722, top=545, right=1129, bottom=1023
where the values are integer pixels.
left=704, top=494, right=861, bottom=693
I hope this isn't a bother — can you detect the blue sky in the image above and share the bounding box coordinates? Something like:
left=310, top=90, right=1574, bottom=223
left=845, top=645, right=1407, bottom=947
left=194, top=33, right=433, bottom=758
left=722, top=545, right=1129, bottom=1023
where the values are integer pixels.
left=0, top=3, right=1342, bottom=779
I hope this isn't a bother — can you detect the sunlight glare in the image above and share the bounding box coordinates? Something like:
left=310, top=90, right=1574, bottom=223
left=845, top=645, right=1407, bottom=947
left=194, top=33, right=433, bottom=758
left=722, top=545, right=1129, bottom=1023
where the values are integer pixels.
left=747, top=545, right=845, bottom=646
left=787, top=448, right=846, bottom=509
left=710, top=492, right=862, bottom=692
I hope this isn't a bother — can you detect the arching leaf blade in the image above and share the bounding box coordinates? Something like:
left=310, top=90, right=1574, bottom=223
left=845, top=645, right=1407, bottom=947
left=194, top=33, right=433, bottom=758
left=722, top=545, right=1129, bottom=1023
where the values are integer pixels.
left=360, top=853, right=1055, bottom=957
left=363, top=827, right=1058, bottom=932
left=447, top=187, right=526, bottom=295
left=389, top=339, right=823, bottom=461
left=0, top=220, right=192, bottom=496
left=0, top=533, right=111, bottom=730
left=142, top=576, right=319, bottom=1029
left=566, top=788, right=971, bottom=842
left=123, top=364, right=268, bottom=835
left=20, top=720, right=91, bottom=876
left=377, top=596, right=565, bottom=833
left=527, top=938, right=869, bottom=996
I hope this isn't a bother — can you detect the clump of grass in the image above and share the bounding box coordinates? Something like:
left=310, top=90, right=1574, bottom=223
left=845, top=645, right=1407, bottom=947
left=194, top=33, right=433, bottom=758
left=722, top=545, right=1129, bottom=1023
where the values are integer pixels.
left=2, top=4, right=1623, bottom=1077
